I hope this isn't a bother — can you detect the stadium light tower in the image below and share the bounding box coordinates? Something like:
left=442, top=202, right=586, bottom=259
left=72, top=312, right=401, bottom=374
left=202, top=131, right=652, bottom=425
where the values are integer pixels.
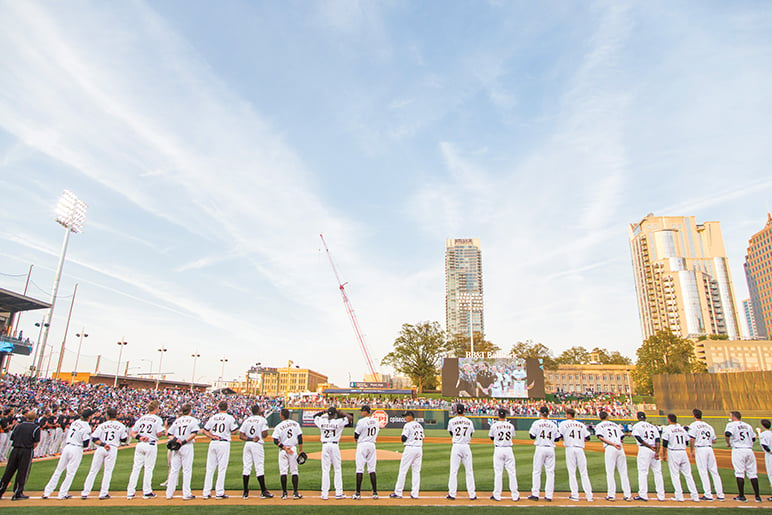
left=156, top=347, right=168, bottom=390
left=190, top=353, right=201, bottom=391
left=35, top=190, right=87, bottom=377
left=114, top=339, right=127, bottom=388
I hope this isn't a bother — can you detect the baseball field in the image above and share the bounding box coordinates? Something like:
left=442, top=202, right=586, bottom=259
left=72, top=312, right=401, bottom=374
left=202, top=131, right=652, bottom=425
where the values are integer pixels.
left=2, top=427, right=771, bottom=512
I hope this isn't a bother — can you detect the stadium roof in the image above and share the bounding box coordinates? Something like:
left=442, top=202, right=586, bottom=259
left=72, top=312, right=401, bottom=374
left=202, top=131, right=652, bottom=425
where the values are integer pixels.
left=0, top=287, right=50, bottom=313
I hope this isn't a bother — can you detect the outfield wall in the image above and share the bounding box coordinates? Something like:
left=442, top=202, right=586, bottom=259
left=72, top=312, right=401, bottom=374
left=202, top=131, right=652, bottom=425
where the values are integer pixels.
left=653, top=370, right=772, bottom=415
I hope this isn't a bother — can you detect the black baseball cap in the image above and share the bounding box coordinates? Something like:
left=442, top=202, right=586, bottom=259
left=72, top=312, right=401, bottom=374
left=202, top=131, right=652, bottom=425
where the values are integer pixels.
left=497, top=408, right=508, bottom=418
left=637, top=411, right=646, bottom=421
left=403, top=411, right=414, bottom=418
left=539, top=406, right=549, bottom=416
left=327, top=407, right=337, bottom=416
left=361, top=405, right=371, bottom=413
left=455, top=403, right=465, bottom=414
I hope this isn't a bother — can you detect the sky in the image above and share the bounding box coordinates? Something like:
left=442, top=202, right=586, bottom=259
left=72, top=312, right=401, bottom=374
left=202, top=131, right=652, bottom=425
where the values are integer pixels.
left=1, top=1, right=771, bottom=387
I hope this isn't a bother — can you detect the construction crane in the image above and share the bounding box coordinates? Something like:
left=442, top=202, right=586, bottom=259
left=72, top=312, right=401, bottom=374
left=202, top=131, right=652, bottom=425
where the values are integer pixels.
left=320, top=234, right=378, bottom=380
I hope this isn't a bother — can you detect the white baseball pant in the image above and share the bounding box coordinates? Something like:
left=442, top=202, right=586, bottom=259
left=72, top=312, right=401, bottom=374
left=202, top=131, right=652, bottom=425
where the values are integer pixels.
left=732, top=448, right=757, bottom=479
left=0, top=433, right=9, bottom=461
left=278, top=448, right=298, bottom=475
left=43, top=444, right=84, bottom=498
left=203, top=441, right=230, bottom=497
left=166, top=444, right=195, bottom=498
left=320, top=442, right=343, bottom=497
left=694, top=446, right=723, bottom=499
left=35, top=429, right=49, bottom=457
left=603, top=446, right=631, bottom=499
left=667, top=450, right=699, bottom=501
left=394, top=446, right=422, bottom=498
left=81, top=445, right=119, bottom=498
left=127, top=441, right=158, bottom=496
left=52, top=428, right=65, bottom=455
left=636, top=446, right=665, bottom=501
left=531, top=446, right=555, bottom=499
left=355, top=442, right=377, bottom=473
left=492, top=446, right=518, bottom=500
left=448, top=443, right=476, bottom=499
left=766, top=453, right=772, bottom=494
left=565, top=447, right=592, bottom=501
left=243, top=441, right=265, bottom=476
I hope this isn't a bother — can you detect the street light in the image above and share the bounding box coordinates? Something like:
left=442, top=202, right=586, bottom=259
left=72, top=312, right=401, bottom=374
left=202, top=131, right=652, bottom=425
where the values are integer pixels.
left=219, top=358, right=228, bottom=388
left=114, top=339, right=127, bottom=388
left=191, top=353, right=201, bottom=391
left=29, top=319, right=49, bottom=376
left=35, top=190, right=87, bottom=377
left=71, top=328, right=89, bottom=384
left=156, top=347, right=168, bottom=390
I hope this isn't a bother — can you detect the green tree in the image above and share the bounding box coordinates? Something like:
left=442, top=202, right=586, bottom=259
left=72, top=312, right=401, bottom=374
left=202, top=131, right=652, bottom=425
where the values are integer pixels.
left=590, top=347, right=633, bottom=365
left=556, top=346, right=591, bottom=365
left=510, top=340, right=558, bottom=370
left=631, top=330, right=707, bottom=395
left=449, top=331, right=500, bottom=357
left=381, top=321, right=452, bottom=393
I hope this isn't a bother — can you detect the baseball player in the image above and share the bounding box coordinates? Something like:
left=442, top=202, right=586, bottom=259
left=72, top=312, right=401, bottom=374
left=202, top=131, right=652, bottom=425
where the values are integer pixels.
left=488, top=407, right=519, bottom=501
left=595, top=410, right=631, bottom=501
left=52, top=408, right=68, bottom=456
left=80, top=407, right=129, bottom=500
left=661, top=413, right=699, bottom=502
left=558, top=407, right=592, bottom=502
left=202, top=400, right=238, bottom=499
left=0, top=408, right=16, bottom=462
left=725, top=410, right=761, bottom=502
left=446, top=403, right=476, bottom=501
left=34, top=410, right=51, bottom=458
left=314, top=406, right=353, bottom=500
left=272, top=408, right=303, bottom=499
left=759, top=419, right=772, bottom=502
left=688, top=408, right=723, bottom=501
left=239, top=404, right=273, bottom=499
left=164, top=404, right=200, bottom=500
left=389, top=410, right=423, bottom=499
left=126, top=400, right=166, bottom=499
left=527, top=406, right=558, bottom=501
left=353, top=405, right=379, bottom=499
left=630, top=411, right=665, bottom=502
left=42, top=408, right=94, bottom=500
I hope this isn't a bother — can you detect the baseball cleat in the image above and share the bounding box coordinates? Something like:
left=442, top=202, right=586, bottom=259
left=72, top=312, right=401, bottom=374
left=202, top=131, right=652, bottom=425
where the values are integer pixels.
left=624, top=497, right=632, bottom=502
left=59, top=495, right=72, bottom=500
left=372, top=492, right=378, bottom=499
left=143, top=493, right=157, bottom=499
left=242, top=493, right=248, bottom=499
left=352, top=493, right=361, bottom=500
left=389, top=493, right=401, bottom=498
left=490, top=496, right=500, bottom=501
left=126, top=495, right=135, bottom=500
left=215, top=494, right=229, bottom=499
left=734, top=496, right=747, bottom=502
left=545, top=498, right=552, bottom=502
left=604, top=496, right=615, bottom=501
left=182, top=495, right=196, bottom=500
left=469, top=496, right=477, bottom=500
left=281, top=492, right=287, bottom=500
left=755, top=497, right=762, bottom=503
left=410, top=495, right=419, bottom=499
left=99, top=495, right=111, bottom=500
left=293, top=492, right=303, bottom=499
left=261, top=491, right=274, bottom=499
left=335, top=494, right=347, bottom=499
left=699, top=496, right=713, bottom=501
left=633, top=496, right=647, bottom=501
left=527, top=495, right=539, bottom=501
left=81, top=495, right=88, bottom=500
left=203, top=495, right=211, bottom=499
left=568, top=496, right=579, bottom=502
left=446, top=495, right=455, bottom=500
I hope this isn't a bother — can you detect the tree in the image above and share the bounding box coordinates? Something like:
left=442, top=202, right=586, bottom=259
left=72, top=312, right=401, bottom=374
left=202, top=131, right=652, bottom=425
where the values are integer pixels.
left=381, top=321, right=452, bottom=393
left=510, top=340, right=557, bottom=370
left=631, top=330, right=707, bottom=395
left=556, top=346, right=591, bottom=365
left=449, top=331, right=500, bottom=357
left=590, top=347, right=633, bottom=365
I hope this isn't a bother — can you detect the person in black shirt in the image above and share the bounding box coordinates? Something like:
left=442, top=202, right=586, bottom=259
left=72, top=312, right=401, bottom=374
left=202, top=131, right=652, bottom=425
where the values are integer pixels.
left=0, top=410, right=41, bottom=500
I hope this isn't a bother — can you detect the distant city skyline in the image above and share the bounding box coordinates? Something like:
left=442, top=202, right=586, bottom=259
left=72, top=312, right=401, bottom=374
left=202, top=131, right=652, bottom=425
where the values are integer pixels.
left=1, top=2, right=771, bottom=386
left=445, top=238, right=484, bottom=340
left=744, top=213, right=772, bottom=339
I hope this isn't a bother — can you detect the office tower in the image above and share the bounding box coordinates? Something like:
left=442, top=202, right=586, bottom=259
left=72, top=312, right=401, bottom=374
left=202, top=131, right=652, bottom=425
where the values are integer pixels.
left=628, top=215, right=741, bottom=341
left=743, top=299, right=760, bottom=339
left=445, top=238, right=484, bottom=340
left=744, top=214, right=772, bottom=339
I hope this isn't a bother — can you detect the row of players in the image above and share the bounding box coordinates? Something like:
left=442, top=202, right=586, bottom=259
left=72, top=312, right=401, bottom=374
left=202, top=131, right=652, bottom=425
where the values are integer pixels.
left=0, top=401, right=769, bottom=503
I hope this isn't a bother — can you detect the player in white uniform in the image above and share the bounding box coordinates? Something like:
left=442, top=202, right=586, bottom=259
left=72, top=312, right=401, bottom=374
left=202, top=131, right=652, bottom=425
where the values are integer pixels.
left=272, top=408, right=304, bottom=500
left=527, top=406, right=558, bottom=501
left=389, top=411, right=424, bottom=499
left=202, top=400, right=238, bottom=499
left=759, top=419, right=772, bottom=502
left=81, top=408, right=129, bottom=499
left=725, top=410, right=761, bottom=503
left=661, top=413, right=699, bottom=502
left=558, top=408, right=592, bottom=502
left=630, top=411, right=665, bottom=502
left=127, top=400, right=166, bottom=499
left=353, top=405, right=380, bottom=499
left=446, top=403, right=477, bottom=500
left=42, top=408, right=94, bottom=499
left=314, top=406, right=353, bottom=500
left=488, top=408, right=519, bottom=501
left=239, top=404, right=273, bottom=499
left=688, top=408, right=723, bottom=501
left=164, top=404, right=200, bottom=500
left=595, top=410, right=631, bottom=501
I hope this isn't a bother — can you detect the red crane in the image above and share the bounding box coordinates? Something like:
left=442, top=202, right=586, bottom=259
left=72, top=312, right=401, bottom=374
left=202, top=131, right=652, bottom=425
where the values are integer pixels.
left=320, top=234, right=378, bottom=380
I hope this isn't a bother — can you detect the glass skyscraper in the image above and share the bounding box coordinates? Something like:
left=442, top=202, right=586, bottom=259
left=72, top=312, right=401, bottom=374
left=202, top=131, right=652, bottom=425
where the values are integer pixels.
left=445, top=238, right=484, bottom=340
left=744, top=213, right=772, bottom=339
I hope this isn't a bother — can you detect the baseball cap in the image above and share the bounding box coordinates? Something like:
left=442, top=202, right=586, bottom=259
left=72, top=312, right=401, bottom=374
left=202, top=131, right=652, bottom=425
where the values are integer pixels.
left=327, top=407, right=337, bottom=417
left=636, top=411, right=646, bottom=421
left=403, top=411, right=414, bottom=418
left=80, top=408, right=94, bottom=419
left=539, top=406, right=549, bottom=416
left=455, top=403, right=465, bottom=415
left=497, top=408, right=508, bottom=418
left=361, top=405, right=371, bottom=413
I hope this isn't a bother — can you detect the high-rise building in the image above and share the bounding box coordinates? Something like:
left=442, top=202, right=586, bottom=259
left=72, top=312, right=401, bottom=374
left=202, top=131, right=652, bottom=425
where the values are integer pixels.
left=743, top=299, right=760, bottom=339
left=744, top=214, right=772, bottom=339
left=445, top=238, right=484, bottom=340
left=628, top=215, right=741, bottom=341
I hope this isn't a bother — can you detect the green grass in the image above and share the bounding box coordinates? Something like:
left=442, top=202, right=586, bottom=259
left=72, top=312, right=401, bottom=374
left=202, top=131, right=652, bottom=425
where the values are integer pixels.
left=6, top=429, right=770, bottom=497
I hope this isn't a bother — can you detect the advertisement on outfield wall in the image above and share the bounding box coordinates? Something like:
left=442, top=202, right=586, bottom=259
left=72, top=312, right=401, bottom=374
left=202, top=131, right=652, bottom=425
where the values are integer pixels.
left=441, top=355, right=545, bottom=399
left=296, top=409, right=446, bottom=429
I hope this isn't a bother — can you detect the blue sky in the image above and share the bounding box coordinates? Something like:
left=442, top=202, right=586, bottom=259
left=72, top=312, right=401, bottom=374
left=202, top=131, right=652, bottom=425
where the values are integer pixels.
left=1, top=1, right=771, bottom=387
